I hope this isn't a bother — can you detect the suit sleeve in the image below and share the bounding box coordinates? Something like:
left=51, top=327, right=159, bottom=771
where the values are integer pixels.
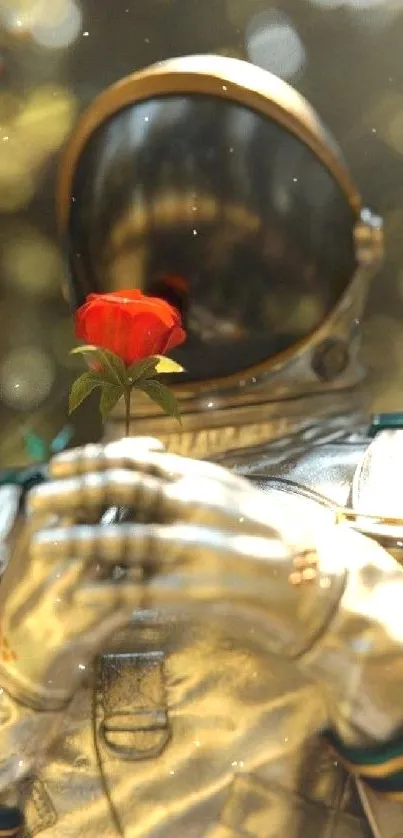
left=298, top=523, right=403, bottom=799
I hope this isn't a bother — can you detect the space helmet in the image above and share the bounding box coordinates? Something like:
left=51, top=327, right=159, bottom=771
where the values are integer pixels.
left=57, top=55, right=382, bottom=451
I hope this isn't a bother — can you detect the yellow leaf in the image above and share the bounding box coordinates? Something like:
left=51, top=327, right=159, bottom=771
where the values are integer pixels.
left=154, top=355, right=185, bottom=374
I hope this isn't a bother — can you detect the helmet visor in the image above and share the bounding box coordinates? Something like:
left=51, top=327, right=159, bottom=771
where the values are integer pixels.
left=67, top=93, right=357, bottom=382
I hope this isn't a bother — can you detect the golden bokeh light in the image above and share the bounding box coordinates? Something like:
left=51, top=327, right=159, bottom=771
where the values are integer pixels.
left=0, top=0, right=82, bottom=47
left=15, top=85, right=78, bottom=156
left=0, top=92, right=22, bottom=124
left=0, top=145, right=36, bottom=211
left=0, top=84, right=77, bottom=212
left=30, top=0, right=82, bottom=49
left=246, top=10, right=306, bottom=80
left=1, top=227, right=66, bottom=297
left=0, top=0, right=40, bottom=36
left=0, top=346, right=55, bottom=410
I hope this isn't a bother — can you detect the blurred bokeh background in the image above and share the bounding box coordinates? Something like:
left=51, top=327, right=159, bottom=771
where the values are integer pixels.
left=0, top=0, right=403, bottom=466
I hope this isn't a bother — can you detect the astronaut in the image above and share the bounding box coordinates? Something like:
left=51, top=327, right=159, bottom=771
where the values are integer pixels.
left=0, top=55, right=401, bottom=838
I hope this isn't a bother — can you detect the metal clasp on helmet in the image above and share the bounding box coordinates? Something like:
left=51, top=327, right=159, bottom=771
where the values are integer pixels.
left=354, top=208, right=383, bottom=268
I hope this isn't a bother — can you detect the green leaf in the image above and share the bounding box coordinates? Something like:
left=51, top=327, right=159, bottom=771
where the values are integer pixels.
left=23, top=431, right=48, bottom=463
left=71, top=345, right=127, bottom=387
left=127, top=356, right=159, bottom=384
left=97, top=348, right=127, bottom=386
left=153, top=355, right=185, bottom=374
left=136, top=378, right=182, bottom=424
left=99, top=383, right=123, bottom=420
left=69, top=372, right=102, bottom=415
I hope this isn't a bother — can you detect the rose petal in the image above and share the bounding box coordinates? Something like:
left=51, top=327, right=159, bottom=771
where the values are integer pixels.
left=74, top=290, right=186, bottom=366
left=162, top=325, right=187, bottom=354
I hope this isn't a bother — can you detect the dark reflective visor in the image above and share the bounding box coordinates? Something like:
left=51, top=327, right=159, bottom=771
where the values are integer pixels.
left=66, top=93, right=357, bottom=382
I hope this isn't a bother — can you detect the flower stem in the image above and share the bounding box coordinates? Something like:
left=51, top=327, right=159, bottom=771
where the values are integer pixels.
left=124, top=387, right=131, bottom=437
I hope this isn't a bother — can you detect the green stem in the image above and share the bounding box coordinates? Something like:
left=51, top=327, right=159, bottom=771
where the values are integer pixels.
left=124, top=387, right=131, bottom=437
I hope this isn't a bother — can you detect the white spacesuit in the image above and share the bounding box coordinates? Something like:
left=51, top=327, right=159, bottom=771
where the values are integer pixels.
left=0, top=56, right=401, bottom=838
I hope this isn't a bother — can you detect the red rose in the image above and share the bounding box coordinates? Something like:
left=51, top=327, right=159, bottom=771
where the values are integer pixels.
left=75, top=290, right=186, bottom=366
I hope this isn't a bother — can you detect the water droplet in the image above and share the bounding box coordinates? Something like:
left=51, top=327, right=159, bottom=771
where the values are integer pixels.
left=293, top=177, right=298, bottom=182
left=83, top=31, right=89, bottom=37
left=78, top=663, right=86, bottom=671
left=192, top=229, right=198, bottom=236
left=222, top=85, right=228, bottom=91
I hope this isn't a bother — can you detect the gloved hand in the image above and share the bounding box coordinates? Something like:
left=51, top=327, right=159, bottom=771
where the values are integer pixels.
left=0, top=437, right=167, bottom=710
left=0, top=437, right=348, bottom=713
